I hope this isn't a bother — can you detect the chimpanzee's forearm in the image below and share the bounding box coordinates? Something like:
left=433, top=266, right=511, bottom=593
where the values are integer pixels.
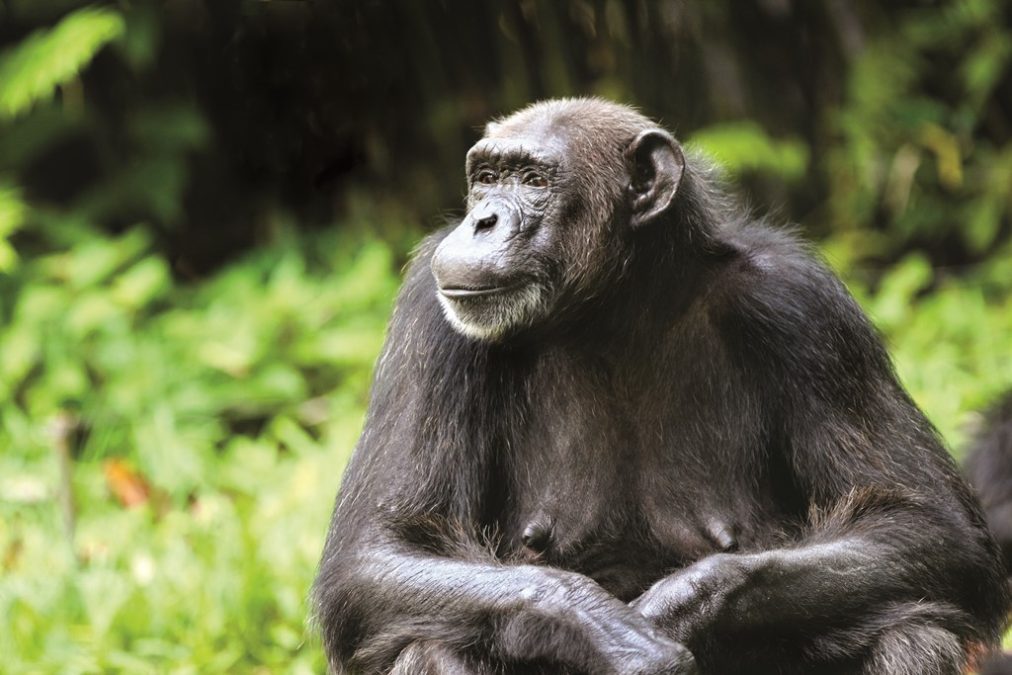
left=317, top=545, right=694, bottom=674
left=651, top=542, right=915, bottom=632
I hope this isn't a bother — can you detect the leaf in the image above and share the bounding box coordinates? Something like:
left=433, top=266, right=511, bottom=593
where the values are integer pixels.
left=0, top=181, right=28, bottom=271
left=686, top=121, right=809, bottom=180
left=0, top=7, right=125, bottom=120
left=965, top=197, right=1002, bottom=253
left=103, top=459, right=150, bottom=508
left=962, top=31, right=1012, bottom=108
left=918, top=122, right=962, bottom=189
left=110, top=256, right=171, bottom=309
left=0, top=181, right=27, bottom=237
left=867, top=253, right=933, bottom=330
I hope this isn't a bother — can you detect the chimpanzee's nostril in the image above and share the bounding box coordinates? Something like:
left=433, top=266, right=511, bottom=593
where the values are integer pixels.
left=474, top=213, right=498, bottom=232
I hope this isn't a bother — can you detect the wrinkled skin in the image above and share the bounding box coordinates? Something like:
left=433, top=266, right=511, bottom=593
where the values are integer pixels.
left=314, top=99, right=1008, bottom=674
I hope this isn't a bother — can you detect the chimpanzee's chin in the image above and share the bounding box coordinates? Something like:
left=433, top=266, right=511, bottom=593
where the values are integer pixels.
left=437, top=282, right=546, bottom=342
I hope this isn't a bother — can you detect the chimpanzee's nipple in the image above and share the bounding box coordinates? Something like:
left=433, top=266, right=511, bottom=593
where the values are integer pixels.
left=705, top=518, right=738, bottom=552
left=521, top=518, right=553, bottom=555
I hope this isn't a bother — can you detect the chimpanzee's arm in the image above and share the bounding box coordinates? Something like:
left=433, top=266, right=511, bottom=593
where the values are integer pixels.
left=633, top=466, right=997, bottom=672
left=633, top=251, right=1009, bottom=673
left=316, top=535, right=693, bottom=674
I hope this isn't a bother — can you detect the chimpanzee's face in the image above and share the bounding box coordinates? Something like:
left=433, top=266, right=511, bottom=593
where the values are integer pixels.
left=430, top=122, right=571, bottom=342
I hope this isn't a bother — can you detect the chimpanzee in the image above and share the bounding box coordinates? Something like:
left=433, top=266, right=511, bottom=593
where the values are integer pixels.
left=313, top=98, right=1008, bottom=674
left=967, top=391, right=1012, bottom=573
left=965, top=392, right=1012, bottom=674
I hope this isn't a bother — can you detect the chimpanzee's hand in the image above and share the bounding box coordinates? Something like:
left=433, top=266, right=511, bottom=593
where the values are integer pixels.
left=511, top=567, right=697, bottom=674
left=614, top=639, right=698, bottom=675
left=631, top=553, right=749, bottom=646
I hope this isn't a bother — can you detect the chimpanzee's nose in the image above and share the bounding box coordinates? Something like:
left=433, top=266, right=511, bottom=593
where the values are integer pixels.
left=463, top=198, right=520, bottom=238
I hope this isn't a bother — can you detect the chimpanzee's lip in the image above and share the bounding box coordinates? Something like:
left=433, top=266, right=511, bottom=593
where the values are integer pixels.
left=438, top=283, right=523, bottom=299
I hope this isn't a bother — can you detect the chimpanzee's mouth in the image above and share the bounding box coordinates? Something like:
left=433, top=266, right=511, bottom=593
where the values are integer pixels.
left=438, top=283, right=525, bottom=299
left=435, top=278, right=546, bottom=341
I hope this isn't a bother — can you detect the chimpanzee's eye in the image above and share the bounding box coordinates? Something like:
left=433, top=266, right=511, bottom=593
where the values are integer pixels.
left=523, top=172, right=548, bottom=188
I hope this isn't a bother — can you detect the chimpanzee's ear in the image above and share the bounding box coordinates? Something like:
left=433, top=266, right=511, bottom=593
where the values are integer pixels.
left=624, top=129, right=685, bottom=228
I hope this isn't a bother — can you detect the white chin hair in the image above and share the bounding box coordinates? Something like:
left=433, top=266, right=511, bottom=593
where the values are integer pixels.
left=437, top=284, right=545, bottom=342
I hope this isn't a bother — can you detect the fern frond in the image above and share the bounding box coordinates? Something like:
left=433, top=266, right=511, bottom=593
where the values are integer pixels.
left=0, top=7, right=125, bottom=120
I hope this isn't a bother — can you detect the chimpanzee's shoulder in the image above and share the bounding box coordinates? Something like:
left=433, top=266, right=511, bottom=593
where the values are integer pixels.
left=708, top=221, right=889, bottom=375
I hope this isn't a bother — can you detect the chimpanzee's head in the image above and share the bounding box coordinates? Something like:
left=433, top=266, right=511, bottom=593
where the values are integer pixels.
left=429, top=97, right=688, bottom=340
left=430, top=98, right=686, bottom=342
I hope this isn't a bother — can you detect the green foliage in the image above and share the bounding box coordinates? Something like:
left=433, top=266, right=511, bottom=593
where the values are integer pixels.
left=0, top=180, right=28, bottom=270
left=0, top=6, right=124, bottom=120
left=825, top=0, right=1012, bottom=258
left=0, top=226, right=400, bottom=673
left=687, top=122, right=809, bottom=181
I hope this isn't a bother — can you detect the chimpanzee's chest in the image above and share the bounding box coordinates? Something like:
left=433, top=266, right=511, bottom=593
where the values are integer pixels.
left=495, top=361, right=778, bottom=601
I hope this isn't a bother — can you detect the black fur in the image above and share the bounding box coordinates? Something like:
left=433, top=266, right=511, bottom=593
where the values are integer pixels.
left=967, top=391, right=1012, bottom=572
left=314, top=99, right=1008, bottom=674
left=965, top=392, right=1012, bottom=674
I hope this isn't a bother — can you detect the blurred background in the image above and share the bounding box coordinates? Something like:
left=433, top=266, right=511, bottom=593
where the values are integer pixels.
left=0, top=0, right=1010, bottom=672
